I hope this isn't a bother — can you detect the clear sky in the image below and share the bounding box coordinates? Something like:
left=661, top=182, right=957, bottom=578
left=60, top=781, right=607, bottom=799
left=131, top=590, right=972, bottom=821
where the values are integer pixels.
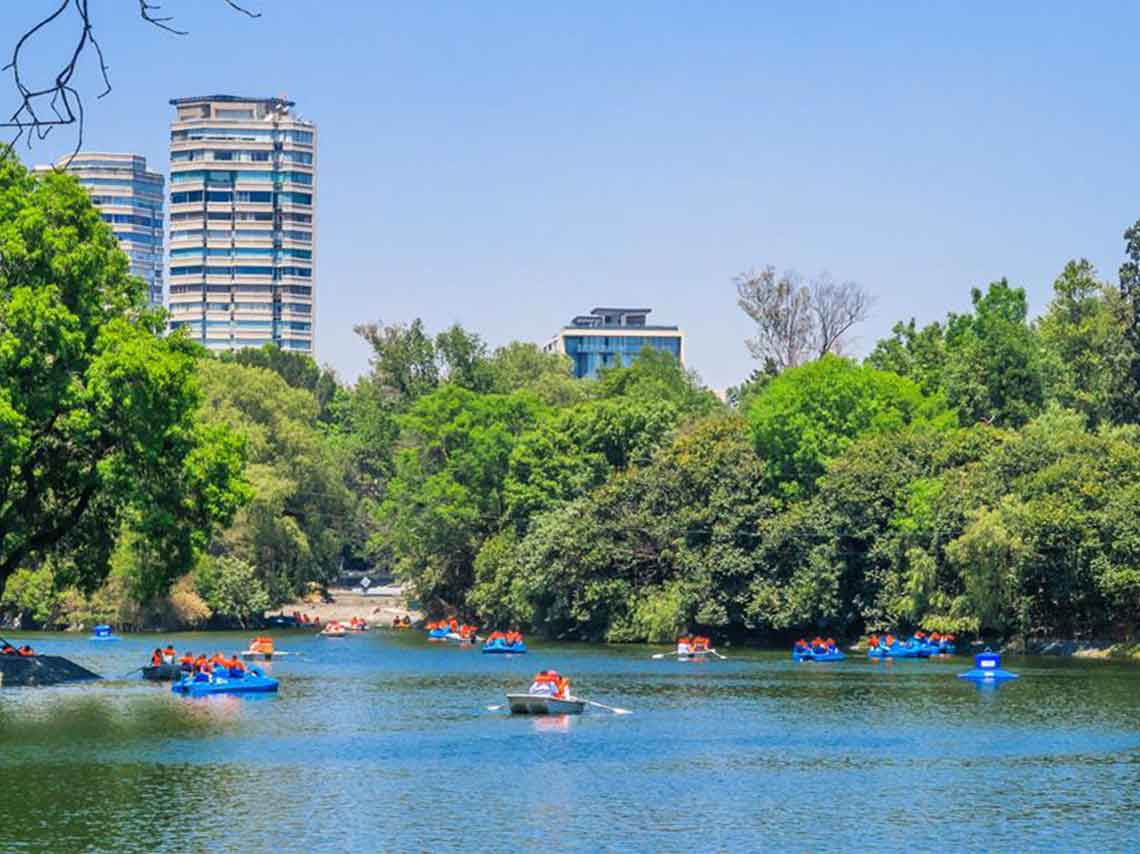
left=6, top=1, right=1139, bottom=389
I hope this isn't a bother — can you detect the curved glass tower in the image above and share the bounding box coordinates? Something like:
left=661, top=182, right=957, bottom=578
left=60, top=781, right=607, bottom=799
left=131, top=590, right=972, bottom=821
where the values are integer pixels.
left=42, top=153, right=165, bottom=306
left=167, top=95, right=316, bottom=354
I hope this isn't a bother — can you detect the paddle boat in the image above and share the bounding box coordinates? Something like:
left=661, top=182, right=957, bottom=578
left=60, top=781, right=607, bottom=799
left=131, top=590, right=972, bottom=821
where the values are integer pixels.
left=482, top=631, right=527, bottom=654
left=792, top=639, right=846, bottom=662
left=90, top=624, right=120, bottom=642
left=346, top=617, right=370, bottom=632
left=319, top=621, right=347, bottom=638
left=958, top=650, right=1019, bottom=683
left=507, top=670, right=585, bottom=715
left=172, top=665, right=279, bottom=697
left=867, top=635, right=933, bottom=659
left=264, top=614, right=298, bottom=629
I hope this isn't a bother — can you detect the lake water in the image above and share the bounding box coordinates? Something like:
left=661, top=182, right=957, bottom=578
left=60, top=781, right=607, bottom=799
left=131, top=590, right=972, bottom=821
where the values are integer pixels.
left=1, top=630, right=1139, bottom=852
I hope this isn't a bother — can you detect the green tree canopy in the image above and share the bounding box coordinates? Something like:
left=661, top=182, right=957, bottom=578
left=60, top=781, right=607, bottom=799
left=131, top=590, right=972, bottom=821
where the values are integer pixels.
left=747, top=354, right=952, bottom=492
left=0, top=155, right=247, bottom=594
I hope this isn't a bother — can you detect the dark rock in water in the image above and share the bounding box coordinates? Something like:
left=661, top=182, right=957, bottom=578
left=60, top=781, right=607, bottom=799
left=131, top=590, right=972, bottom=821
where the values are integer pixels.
left=0, top=655, right=102, bottom=687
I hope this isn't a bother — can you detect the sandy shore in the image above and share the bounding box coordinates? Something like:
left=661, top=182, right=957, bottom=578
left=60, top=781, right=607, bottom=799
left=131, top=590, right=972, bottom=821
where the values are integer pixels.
left=266, top=587, right=421, bottom=627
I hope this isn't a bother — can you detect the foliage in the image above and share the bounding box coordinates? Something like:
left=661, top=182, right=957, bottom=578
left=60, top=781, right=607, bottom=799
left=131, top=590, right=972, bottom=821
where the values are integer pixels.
left=193, top=555, right=270, bottom=628
left=197, top=359, right=360, bottom=604
left=0, top=155, right=247, bottom=596
left=747, top=355, right=952, bottom=492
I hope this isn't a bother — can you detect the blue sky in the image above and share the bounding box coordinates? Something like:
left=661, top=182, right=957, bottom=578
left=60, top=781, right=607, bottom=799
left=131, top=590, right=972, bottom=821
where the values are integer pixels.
left=6, top=1, right=1139, bottom=389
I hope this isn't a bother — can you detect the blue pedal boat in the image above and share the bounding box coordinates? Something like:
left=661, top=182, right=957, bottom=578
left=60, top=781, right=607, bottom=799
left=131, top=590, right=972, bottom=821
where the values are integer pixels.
left=482, top=639, right=527, bottom=655
left=172, top=668, right=279, bottom=696
left=958, top=651, right=1018, bottom=682
left=90, top=624, right=120, bottom=642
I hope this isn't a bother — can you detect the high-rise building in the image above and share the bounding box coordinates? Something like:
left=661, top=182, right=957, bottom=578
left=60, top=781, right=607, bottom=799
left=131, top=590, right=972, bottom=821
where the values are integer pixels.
left=544, top=307, right=685, bottom=379
left=37, top=153, right=165, bottom=306
left=166, top=95, right=316, bottom=354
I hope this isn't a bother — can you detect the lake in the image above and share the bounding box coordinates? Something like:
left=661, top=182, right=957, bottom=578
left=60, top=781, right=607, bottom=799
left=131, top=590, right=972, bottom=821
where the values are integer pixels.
left=1, top=630, right=1138, bottom=852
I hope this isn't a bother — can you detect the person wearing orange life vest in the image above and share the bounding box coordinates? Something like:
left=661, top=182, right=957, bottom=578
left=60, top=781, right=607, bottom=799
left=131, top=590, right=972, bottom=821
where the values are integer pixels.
left=179, top=652, right=194, bottom=671
left=676, top=636, right=691, bottom=656
left=868, top=634, right=880, bottom=649
left=18, top=645, right=35, bottom=657
left=1, top=644, right=16, bottom=656
left=529, top=670, right=570, bottom=699
left=150, top=648, right=164, bottom=667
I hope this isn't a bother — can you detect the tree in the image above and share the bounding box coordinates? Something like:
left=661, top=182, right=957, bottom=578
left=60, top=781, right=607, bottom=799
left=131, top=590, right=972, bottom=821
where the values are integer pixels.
left=735, top=266, right=872, bottom=371
left=194, top=555, right=270, bottom=629
left=0, top=157, right=247, bottom=594
left=865, top=319, right=948, bottom=397
left=222, top=345, right=339, bottom=422
left=378, top=385, right=547, bottom=612
left=197, top=360, right=360, bottom=604
left=354, top=319, right=439, bottom=405
left=434, top=324, right=494, bottom=392
left=943, top=280, right=1044, bottom=427
left=1037, top=260, right=1129, bottom=426
left=746, top=355, right=953, bottom=493
left=1115, top=219, right=1140, bottom=423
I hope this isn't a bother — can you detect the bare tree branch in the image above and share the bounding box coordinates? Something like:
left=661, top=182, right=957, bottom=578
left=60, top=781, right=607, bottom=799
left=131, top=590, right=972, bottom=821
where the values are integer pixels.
left=2, top=1, right=261, bottom=162
left=735, top=265, right=873, bottom=371
left=810, top=273, right=874, bottom=358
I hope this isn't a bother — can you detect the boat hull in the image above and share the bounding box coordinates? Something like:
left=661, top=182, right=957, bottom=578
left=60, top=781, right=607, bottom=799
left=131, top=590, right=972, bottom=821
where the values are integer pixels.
left=506, top=693, right=586, bottom=715
left=792, top=650, right=846, bottom=662
left=482, top=642, right=527, bottom=654
left=142, top=663, right=183, bottom=682
left=172, top=674, right=279, bottom=696
left=240, top=651, right=273, bottom=660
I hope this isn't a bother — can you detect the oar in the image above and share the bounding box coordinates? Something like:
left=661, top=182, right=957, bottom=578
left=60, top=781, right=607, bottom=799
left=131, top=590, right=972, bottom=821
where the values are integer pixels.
left=584, top=699, right=632, bottom=715
left=709, top=648, right=728, bottom=660
left=486, top=703, right=506, bottom=711
left=651, top=650, right=680, bottom=659
left=117, top=666, right=144, bottom=679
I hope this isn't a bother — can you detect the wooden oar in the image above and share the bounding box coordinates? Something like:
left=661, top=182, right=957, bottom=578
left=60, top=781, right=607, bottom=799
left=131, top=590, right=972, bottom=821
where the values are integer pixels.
left=584, top=699, right=632, bottom=715
left=651, top=650, right=680, bottom=660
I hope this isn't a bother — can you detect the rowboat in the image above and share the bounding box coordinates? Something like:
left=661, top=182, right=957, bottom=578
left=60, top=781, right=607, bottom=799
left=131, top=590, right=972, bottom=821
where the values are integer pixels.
left=172, top=671, right=279, bottom=696
left=319, top=623, right=347, bottom=638
left=142, top=663, right=183, bottom=682
left=678, top=649, right=712, bottom=662
left=506, top=693, right=586, bottom=715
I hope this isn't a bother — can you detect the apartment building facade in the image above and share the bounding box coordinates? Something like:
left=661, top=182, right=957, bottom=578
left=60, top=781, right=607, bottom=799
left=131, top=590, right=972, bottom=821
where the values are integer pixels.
left=544, top=307, right=685, bottom=379
left=166, top=94, right=316, bottom=353
left=40, top=153, right=165, bottom=306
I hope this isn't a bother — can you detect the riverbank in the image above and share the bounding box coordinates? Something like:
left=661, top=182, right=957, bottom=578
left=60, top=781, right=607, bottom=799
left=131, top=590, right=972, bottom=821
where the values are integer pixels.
left=266, top=587, right=421, bottom=628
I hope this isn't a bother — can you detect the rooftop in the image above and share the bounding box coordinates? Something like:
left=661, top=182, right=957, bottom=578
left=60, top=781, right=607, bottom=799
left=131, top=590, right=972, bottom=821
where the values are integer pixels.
left=169, top=95, right=296, bottom=108
left=561, top=306, right=679, bottom=331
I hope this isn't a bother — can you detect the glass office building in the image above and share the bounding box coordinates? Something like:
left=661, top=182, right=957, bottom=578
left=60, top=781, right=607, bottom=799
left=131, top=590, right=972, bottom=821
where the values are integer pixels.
left=40, top=153, right=165, bottom=306
left=166, top=94, right=316, bottom=354
left=544, top=307, right=685, bottom=379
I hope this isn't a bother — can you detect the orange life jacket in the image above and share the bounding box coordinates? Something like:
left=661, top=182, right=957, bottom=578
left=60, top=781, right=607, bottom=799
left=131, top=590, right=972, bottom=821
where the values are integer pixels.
left=151, top=651, right=163, bottom=666
left=18, top=646, right=34, bottom=657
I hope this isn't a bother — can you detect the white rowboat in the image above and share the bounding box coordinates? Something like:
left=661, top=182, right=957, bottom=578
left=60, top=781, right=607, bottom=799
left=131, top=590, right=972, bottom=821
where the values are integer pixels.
left=506, top=693, right=586, bottom=715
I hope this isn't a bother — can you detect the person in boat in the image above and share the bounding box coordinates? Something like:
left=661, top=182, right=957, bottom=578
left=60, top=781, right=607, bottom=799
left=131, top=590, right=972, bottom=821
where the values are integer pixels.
left=1, top=644, right=17, bottom=655
left=179, top=652, right=194, bottom=671
left=692, top=636, right=710, bottom=653
left=676, top=636, right=691, bottom=655
left=884, top=634, right=896, bottom=647
left=162, top=645, right=176, bottom=664
left=402, top=616, right=412, bottom=627
left=227, top=656, right=246, bottom=677
left=150, top=648, right=164, bottom=667
left=825, top=638, right=837, bottom=652
left=529, top=670, right=570, bottom=699
left=867, top=634, right=880, bottom=649
left=392, top=616, right=401, bottom=629
left=18, top=645, right=34, bottom=657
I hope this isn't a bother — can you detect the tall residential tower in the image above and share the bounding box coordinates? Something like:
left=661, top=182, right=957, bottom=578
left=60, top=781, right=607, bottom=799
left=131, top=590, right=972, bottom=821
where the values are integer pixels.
left=39, top=153, right=165, bottom=305
left=167, top=95, right=316, bottom=353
